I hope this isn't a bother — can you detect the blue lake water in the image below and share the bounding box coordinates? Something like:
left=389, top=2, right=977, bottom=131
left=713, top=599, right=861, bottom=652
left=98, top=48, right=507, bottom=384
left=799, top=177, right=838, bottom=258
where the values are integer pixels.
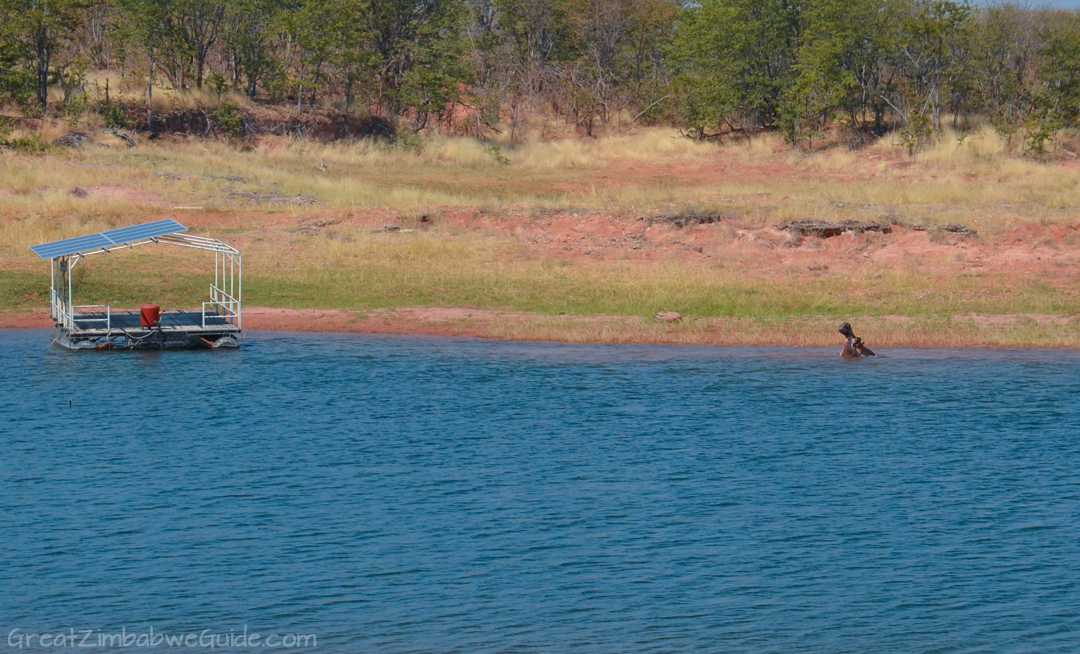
left=2, top=330, right=1079, bottom=653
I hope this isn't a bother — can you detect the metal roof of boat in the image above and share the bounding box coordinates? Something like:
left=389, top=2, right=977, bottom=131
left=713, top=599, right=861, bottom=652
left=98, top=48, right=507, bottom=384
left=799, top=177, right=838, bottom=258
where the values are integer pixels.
left=29, top=219, right=188, bottom=259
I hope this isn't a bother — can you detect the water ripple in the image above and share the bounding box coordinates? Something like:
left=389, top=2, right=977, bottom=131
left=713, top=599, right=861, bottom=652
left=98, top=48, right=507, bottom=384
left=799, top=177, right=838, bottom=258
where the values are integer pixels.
left=1, top=332, right=1079, bottom=653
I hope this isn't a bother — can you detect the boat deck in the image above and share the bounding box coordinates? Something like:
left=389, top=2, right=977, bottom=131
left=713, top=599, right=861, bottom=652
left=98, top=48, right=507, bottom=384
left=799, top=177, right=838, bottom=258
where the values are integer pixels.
left=70, top=309, right=236, bottom=333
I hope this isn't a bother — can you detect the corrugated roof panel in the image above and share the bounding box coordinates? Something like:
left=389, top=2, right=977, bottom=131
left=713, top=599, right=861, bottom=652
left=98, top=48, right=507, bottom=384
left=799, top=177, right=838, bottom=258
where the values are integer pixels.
left=29, top=219, right=188, bottom=259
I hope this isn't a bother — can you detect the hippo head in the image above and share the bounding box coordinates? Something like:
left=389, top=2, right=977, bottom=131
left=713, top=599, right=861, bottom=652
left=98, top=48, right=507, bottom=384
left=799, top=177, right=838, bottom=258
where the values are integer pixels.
left=838, top=322, right=855, bottom=339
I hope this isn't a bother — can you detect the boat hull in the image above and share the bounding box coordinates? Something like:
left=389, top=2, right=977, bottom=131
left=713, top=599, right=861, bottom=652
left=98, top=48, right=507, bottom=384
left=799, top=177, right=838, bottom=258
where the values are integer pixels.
left=51, top=326, right=241, bottom=351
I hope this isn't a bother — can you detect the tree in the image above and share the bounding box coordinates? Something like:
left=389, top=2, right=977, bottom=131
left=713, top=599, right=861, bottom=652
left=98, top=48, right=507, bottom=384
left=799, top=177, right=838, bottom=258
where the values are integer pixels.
left=897, top=0, right=972, bottom=132
left=0, top=25, right=36, bottom=107
left=621, top=0, right=677, bottom=122
left=564, top=0, right=627, bottom=134
left=967, top=3, right=1043, bottom=140
left=0, top=0, right=94, bottom=113
left=284, top=0, right=344, bottom=108
left=461, top=0, right=579, bottom=139
left=1040, top=13, right=1080, bottom=128
left=354, top=0, right=474, bottom=128
left=786, top=0, right=902, bottom=145
left=223, top=0, right=281, bottom=99
left=175, top=0, right=228, bottom=88
left=669, top=0, right=801, bottom=138
left=560, top=0, right=677, bottom=135
left=115, top=0, right=171, bottom=124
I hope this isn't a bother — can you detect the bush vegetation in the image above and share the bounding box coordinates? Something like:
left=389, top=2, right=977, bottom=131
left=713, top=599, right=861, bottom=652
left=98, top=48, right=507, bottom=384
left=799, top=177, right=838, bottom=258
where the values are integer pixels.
left=0, top=0, right=1077, bottom=151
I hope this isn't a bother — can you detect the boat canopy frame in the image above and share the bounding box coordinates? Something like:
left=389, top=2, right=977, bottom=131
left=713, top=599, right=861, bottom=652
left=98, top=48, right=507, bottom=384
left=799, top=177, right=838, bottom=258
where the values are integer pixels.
left=30, top=220, right=242, bottom=333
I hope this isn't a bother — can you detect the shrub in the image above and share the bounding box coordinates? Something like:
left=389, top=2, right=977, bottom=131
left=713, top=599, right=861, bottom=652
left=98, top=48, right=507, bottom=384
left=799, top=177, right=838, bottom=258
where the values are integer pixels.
left=0, top=119, right=47, bottom=153
left=100, top=103, right=131, bottom=129
left=7, top=133, right=49, bottom=153
left=207, top=73, right=228, bottom=102
left=213, top=103, right=245, bottom=141
left=65, top=92, right=91, bottom=123
left=899, top=113, right=933, bottom=155
left=1023, top=116, right=1060, bottom=156
left=486, top=145, right=509, bottom=164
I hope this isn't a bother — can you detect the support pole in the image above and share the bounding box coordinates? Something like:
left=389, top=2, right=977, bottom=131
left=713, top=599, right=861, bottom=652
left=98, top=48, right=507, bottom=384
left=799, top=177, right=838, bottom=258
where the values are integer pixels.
left=67, top=256, right=75, bottom=330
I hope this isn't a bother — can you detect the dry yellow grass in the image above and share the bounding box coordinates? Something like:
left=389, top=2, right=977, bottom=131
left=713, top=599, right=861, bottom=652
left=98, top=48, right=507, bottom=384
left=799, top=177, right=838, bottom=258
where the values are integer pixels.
left=3, top=124, right=1078, bottom=228
left=2, top=126, right=1078, bottom=346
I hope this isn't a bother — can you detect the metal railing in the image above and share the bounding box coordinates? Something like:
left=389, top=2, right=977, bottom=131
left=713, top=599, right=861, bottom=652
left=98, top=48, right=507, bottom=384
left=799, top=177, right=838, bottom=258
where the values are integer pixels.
left=51, top=287, right=238, bottom=333
left=202, top=285, right=240, bottom=328
left=71, top=305, right=111, bottom=331
left=51, top=289, right=68, bottom=328
left=53, top=294, right=112, bottom=332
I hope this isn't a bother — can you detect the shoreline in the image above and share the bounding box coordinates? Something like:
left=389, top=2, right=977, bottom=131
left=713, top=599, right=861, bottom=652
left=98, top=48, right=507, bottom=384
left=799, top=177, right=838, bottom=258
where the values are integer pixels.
left=3, top=307, right=1077, bottom=349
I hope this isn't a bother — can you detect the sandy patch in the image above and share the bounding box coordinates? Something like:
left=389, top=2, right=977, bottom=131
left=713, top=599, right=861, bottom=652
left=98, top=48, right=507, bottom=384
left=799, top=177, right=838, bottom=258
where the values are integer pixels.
left=0, top=310, right=52, bottom=328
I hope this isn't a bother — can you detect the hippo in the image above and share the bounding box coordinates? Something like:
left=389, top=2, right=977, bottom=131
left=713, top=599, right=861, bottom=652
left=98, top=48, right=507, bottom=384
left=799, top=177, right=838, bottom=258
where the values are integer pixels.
left=838, top=322, right=875, bottom=359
